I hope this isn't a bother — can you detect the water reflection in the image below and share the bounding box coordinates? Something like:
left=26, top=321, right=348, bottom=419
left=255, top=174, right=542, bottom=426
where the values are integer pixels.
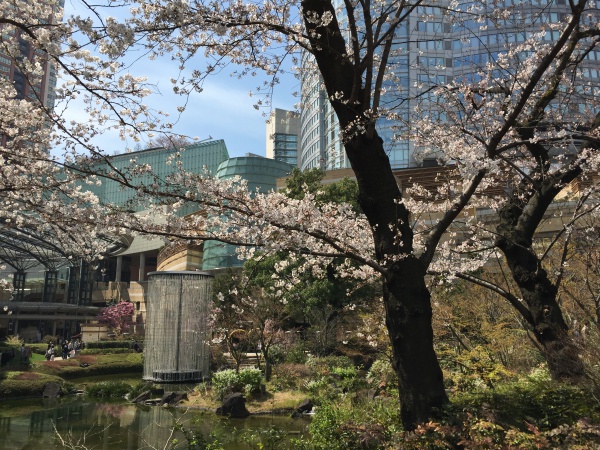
left=0, top=399, right=309, bottom=449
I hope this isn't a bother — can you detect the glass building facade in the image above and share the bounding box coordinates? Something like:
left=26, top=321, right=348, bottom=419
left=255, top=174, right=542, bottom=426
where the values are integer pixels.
left=85, top=140, right=230, bottom=211
left=0, top=0, right=64, bottom=109
left=299, top=0, right=600, bottom=171
left=202, top=156, right=294, bottom=270
left=266, top=108, right=300, bottom=167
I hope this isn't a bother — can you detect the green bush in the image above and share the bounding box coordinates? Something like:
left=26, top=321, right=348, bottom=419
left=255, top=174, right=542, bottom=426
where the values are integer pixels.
left=366, top=358, right=397, bottom=394
left=454, top=376, right=600, bottom=430
left=266, top=344, right=285, bottom=364
left=307, top=355, right=354, bottom=376
left=86, top=340, right=133, bottom=349
left=0, top=372, right=66, bottom=398
left=42, top=335, right=55, bottom=344
left=301, top=400, right=398, bottom=450
left=80, top=348, right=135, bottom=355
left=212, top=368, right=263, bottom=400
left=35, top=354, right=143, bottom=380
left=85, top=380, right=131, bottom=398
left=29, top=344, right=50, bottom=355
left=284, top=343, right=308, bottom=364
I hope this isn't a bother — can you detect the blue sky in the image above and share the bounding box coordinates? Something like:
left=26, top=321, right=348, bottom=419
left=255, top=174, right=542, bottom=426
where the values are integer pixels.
left=61, top=1, right=299, bottom=159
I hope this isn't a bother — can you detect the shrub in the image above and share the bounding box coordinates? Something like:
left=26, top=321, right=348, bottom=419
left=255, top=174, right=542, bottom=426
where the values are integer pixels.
left=212, top=368, right=263, bottom=400
left=42, top=335, right=55, bottom=344
left=366, top=358, right=397, bottom=393
left=85, top=380, right=131, bottom=398
left=272, top=363, right=314, bottom=390
left=453, top=377, right=600, bottom=430
left=5, top=335, right=23, bottom=346
left=303, top=400, right=398, bottom=450
left=306, top=355, right=354, bottom=376
left=266, top=344, right=285, bottom=364
left=85, top=340, right=133, bottom=349
left=0, top=372, right=65, bottom=398
left=80, top=348, right=135, bottom=355
left=284, top=343, right=308, bottom=364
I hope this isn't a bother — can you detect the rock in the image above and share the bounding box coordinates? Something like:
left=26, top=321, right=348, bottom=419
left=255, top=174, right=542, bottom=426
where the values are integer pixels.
left=43, top=382, right=62, bottom=398
left=159, top=391, right=187, bottom=406
left=216, top=392, right=250, bottom=418
left=170, top=392, right=188, bottom=405
left=291, top=398, right=314, bottom=418
left=367, top=388, right=380, bottom=401
left=131, top=390, right=152, bottom=404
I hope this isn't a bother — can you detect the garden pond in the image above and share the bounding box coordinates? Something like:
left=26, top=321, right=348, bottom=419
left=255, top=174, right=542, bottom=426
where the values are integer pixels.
left=0, top=373, right=310, bottom=450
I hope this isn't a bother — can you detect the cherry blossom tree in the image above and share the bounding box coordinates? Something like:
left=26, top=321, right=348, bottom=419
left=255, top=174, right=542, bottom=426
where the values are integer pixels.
left=2, top=0, right=599, bottom=429
left=97, top=301, right=135, bottom=337
left=412, top=0, right=600, bottom=381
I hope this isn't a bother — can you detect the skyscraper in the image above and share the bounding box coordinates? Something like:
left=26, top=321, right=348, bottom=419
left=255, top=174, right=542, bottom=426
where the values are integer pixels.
left=266, top=108, right=301, bottom=167
left=0, top=0, right=63, bottom=109
left=299, top=0, right=599, bottom=172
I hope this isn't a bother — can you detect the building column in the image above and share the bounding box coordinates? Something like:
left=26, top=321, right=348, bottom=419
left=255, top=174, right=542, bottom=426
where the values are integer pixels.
left=13, top=319, right=18, bottom=335
left=51, top=321, right=57, bottom=337
left=12, top=271, right=26, bottom=302
left=138, top=252, right=145, bottom=282
left=115, top=256, right=123, bottom=283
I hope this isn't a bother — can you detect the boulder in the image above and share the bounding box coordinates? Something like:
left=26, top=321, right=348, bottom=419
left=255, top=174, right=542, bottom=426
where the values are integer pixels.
left=216, top=392, right=250, bottom=418
left=42, top=382, right=62, bottom=398
left=131, top=390, right=152, bottom=404
left=291, top=398, right=314, bottom=418
left=160, top=391, right=188, bottom=406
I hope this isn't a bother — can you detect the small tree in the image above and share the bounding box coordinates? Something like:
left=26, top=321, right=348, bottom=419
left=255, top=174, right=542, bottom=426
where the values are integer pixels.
left=97, top=301, right=135, bottom=337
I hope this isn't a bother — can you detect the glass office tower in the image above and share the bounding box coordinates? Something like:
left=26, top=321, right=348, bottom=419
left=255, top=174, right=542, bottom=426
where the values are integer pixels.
left=299, top=0, right=599, bottom=171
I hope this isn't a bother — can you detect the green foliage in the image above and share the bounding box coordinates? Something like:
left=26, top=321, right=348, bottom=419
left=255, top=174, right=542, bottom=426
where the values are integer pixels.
left=271, top=363, right=313, bottom=391
left=366, top=358, right=397, bottom=394
left=5, top=335, right=24, bottom=346
left=301, top=357, right=365, bottom=401
left=28, top=344, right=49, bottom=355
left=284, top=343, right=308, bottom=364
left=34, top=353, right=143, bottom=380
left=231, top=425, right=288, bottom=450
left=453, top=374, right=600, bottom=429
left=0, top=372, right=65, bottom=398
left=80, top=348, right=135, bottom=355
left=306, top=355, right=354, bottom=375
left=42, top=335, right=55, bottom=344
left=84, top=380, right=131, bottom=398
left=85, top=340, right=134, bottom=349
left=281, top=168, right=361, bottom=213
left=211, top=368, right=263, bottom=400
left=443, top=345, right=517, bottom=393
left=300, top=400, right=398, bottom=450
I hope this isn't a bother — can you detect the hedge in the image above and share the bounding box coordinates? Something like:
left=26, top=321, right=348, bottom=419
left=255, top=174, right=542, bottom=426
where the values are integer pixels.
left=35, top=354, right=143, bottom=380
left=86, top=341, right=136, bottom=349
left=0, top=372, right=66, bottom=398
left=80, top=348, right=135, bottom=355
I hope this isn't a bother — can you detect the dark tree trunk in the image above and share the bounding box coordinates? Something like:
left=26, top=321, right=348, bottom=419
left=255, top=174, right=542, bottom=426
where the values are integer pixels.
left=384, top=257, right=449, bottom=428
left=300, top=0, right=449, bottom=429
left=496, top=210, right=585, bottom=381
left=345, top=133, right=449, bottom=430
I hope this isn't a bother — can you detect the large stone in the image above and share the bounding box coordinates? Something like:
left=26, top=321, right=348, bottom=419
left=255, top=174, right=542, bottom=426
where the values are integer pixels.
left=215, top=392, right=250, bottom=418
left=131, top=390, right=152, bottom=404
left=291, top=398, right=314, bottom=418
left=43, top=382, right=62, bottom=398
left=160, top=391, right=188, bottom=406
